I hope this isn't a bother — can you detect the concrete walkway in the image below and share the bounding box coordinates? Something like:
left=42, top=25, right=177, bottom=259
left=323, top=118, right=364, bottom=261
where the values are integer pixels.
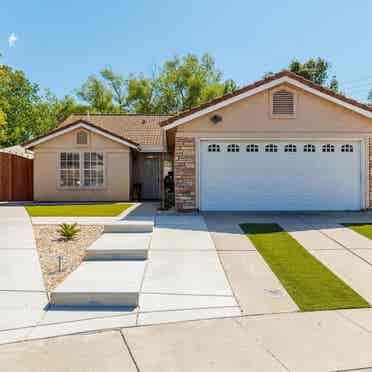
left=0, top=206, right=240, bottom=344
left=0, top=205, right=47, bottom=343
left=138, top=214, right=240, bottom=325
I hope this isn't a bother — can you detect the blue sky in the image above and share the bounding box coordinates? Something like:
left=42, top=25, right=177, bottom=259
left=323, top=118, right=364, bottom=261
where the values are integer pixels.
left=1, top=1, right=372, bottom=102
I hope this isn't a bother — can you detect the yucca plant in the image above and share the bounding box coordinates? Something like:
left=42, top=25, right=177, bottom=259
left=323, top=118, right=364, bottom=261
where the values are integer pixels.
left=58, top=223, right=80, bottom=241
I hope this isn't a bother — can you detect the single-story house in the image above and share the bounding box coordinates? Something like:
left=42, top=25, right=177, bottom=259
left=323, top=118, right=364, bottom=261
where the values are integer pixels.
left=24, top=71, right=372, bottom=211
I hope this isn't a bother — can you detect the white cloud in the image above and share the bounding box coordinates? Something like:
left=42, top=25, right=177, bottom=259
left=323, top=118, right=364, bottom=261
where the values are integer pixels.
left=8, top=33, right=17, bottom=47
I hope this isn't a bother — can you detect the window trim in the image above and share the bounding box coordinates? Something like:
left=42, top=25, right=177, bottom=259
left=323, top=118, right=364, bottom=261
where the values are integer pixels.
left=270, top=87, right=297, bottom=119
left=57, top=151, right=106, bottom=190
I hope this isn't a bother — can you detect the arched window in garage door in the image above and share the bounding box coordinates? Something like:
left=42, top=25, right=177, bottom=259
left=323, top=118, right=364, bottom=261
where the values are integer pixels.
left=227, top=144, right=240, bottom=152
left=265, top=144, right=278, bottom=152
left=341, top=144, right=354, bottom=153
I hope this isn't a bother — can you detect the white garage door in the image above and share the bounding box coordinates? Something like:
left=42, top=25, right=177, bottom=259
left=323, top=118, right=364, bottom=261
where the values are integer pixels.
left=200, top=140, right=363, bottom=211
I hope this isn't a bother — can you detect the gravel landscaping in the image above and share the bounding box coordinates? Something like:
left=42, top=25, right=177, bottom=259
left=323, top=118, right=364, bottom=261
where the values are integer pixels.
left=33, top=224, right=103, bottom=291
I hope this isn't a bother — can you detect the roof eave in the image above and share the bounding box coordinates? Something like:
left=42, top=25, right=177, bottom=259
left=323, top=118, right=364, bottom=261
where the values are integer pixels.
left=24, top=120, right=140, bottom=150
left=160, top=72, right=372, bottom=131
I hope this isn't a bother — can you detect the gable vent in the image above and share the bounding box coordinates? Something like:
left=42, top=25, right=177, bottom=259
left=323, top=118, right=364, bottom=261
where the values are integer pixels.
left=272, top=90, right=295, bottom=115
left=76, top=130, right=88, bottom=145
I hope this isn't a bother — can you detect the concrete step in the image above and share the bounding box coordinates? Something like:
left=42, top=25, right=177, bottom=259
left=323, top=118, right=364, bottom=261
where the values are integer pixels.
left=50, top=261, right=146, bottom=308
left=85, top=233, right=150, bottom=260
left=104, top=221, right=154, bottom=233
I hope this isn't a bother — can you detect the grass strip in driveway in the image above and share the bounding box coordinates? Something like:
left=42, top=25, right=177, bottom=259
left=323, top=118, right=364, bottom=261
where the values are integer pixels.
left=26, top=203, right=133, bottom=217
left=343, top=223, right=372, bottom=240
left=240, top=223, right=369, bottom=311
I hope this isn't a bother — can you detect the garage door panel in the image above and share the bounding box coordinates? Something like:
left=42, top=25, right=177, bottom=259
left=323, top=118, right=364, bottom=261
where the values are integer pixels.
left=200, top=141, right=362, bottom=211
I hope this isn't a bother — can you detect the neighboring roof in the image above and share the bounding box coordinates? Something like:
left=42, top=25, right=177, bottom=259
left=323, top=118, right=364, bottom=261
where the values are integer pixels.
left=60, top=114, right=173, bottom=148
left=0, top=145, right=34, bottom=159
left=160, top=70, right=372, bottom=129
left=23, top=120, right=140, bottom=149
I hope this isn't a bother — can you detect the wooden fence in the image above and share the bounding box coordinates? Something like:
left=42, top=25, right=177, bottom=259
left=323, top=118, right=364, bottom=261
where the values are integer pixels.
left=0, top=153, right=33, bottom=201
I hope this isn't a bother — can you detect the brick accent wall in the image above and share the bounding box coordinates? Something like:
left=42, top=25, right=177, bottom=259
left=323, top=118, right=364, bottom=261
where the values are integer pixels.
left=174, top=136, right=197, bottom=210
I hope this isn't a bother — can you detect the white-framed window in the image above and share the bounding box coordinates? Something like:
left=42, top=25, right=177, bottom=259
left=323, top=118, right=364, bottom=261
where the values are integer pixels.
left=341, top=144, right=354, bottom=153
left=76, top=130, right=88, bottom=145
left=322, top=144, right=335, bottom=153
left=304, top=144, right=316, bottom=152
left=284, top=144, right=297, bottom=152
left=208, top=144, right=221, bottom=152
left=246, top=144, right=259, bottom=152
left=59, top=152, right=80, bottom=187
left=83, top=152, right=104, bottom=187
left=272, top=90, right=295, bottom=116
left=59, top=151, right=104, bottom=188
left=265, top=144, right=278, bottom=152
left=227, top=144, right=240, bottom=152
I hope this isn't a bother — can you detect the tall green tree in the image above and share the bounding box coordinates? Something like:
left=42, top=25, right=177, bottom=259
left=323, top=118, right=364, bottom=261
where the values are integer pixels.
left=77, top=53, right=237, bottom=114
left=125, top=76, right=156, bottom=113
left=33, top=92, right=90, bottom=136
left=101, top=68, right=127, bottom=108
left=76, top=75, right=117, bottom=113
left=0, top=65, right=89, bottom=146
left=265, top=57, right=340, bottom=92
left=152, top=53, right=237, bottom=113
left=0, top=65, right=42, bottom=146
left=368, top=89, right=372, bottom=106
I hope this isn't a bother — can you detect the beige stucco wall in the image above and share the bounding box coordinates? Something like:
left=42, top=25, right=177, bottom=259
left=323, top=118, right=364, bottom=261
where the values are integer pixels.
left=33, top=128, right=132, bottom=201
left=174, top=83, right=372, bottom=209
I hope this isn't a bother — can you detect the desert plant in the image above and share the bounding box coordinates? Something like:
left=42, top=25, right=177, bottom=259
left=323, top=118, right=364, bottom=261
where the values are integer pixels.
left=58, top=223, right=80, bottom=241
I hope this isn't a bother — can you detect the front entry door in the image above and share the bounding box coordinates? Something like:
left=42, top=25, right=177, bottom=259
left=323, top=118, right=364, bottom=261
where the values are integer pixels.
left=142, top=157, right=160, bottom=199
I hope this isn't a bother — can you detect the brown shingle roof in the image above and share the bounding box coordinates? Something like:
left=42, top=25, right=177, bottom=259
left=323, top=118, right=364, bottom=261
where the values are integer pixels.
left=60, top=114, right=173, bottom=148
left=159, top=70, right=372, bottom=127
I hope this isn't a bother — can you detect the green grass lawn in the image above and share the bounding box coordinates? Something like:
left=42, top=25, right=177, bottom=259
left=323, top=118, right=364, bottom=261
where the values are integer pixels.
left=343, top=223, right=372, bottom=240
left=240, top=223, right=369, bottom=311
left=26, top=203, right=133, bottom=217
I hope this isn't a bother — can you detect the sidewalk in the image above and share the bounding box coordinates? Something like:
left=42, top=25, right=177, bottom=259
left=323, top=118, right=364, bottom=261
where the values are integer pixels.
left=0, top=205, right=47, bottom=343
left=2, top=308, right=372, bottom=372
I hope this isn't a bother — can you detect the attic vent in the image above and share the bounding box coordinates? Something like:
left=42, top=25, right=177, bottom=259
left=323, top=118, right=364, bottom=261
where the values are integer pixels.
left=76, top=130, right=88, bottom=145
left=272, top=90, right=295, bottom=115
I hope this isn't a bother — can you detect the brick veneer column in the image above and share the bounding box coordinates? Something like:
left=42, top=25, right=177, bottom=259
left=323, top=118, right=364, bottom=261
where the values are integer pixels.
left=174, top=136, right=197, bottom=211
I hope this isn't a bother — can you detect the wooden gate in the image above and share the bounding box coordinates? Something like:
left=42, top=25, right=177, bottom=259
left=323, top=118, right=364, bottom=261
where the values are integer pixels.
left=0, top=153, right=33, bottom=201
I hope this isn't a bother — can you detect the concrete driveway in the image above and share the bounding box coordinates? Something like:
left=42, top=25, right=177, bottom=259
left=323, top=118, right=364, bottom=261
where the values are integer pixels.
left=205, top=212, right=372, bottom=309
left=204, top=213, right=299, bottom=315
left=279, top=215, right=372, bottom=304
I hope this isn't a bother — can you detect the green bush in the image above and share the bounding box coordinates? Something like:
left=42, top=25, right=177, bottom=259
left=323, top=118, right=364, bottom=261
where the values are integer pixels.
left=58, top=223, right=80, bottom=241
